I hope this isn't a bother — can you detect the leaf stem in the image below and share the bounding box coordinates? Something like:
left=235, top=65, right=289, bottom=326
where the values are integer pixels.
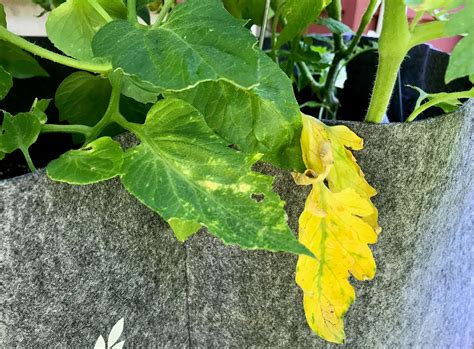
left=327, top=0, right=344, bottom=51
left=409, top=20, right=447, bottom=48
left=85, top=73, right=123, bottom=143
left=409, top=11, right=424, bottom=32
left=88, top=0, right=113, bottom=22
left=41, top=124, right=94, bottom=136
left=154, top=0, right=174, bottom=27
left=112, top=112, right=142, bottom=135
left=21, top=148, right=36, bottom=172
left=298, top=61, right=323, bottom=94
left=270, top=4, right=282, bottom=61
left=0, top=26, right=112, bottom=74
left=322, top=0, right=379, bottom=118
left=259, top=0, right=272, bottom=50
left=344, top=0, right=380, bottom=56
left=127, top=0, right=138, bottom=24
left=406, top=88, right=474, bottom=122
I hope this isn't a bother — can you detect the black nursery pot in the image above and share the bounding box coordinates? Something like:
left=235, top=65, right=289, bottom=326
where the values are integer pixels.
left=1, top=44, right=473, bottom=347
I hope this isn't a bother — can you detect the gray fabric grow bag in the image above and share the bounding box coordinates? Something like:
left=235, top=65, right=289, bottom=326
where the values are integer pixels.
left=1, top=100, right=472, bottom=348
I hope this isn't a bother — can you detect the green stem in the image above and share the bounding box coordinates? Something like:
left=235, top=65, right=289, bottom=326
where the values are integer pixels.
left=41, top=124, right=94, bottom=136
left=127, top=0, right=138, bottom=24
left=0, top=27, right=111, bottom=74
left=270, top=4, right=282, bottom=61
left=344, top=0, right=380, bottom=56
left=406, top=88, right=474, bottom=122
left=154, top=0, right=174, bottom=27
left=327, top=0, right=344, bottom=51
left=259, top=0, right=272, bottom=50
left=409, top=11, right=424, bottom=31
left=321, top=0, right=379, bottom=118
left=21, top=148, right=36, bottom=173
left=365, top=0, right=411, bottom=123
left=409, top=20, right=447, bottom=48
left=85, top=74, right=123, bottom=143
left=298, top=61, right=323, bottom=94
left=88, top=0, right=113, bottom=22
left=112, top=112, right=143, bottom=135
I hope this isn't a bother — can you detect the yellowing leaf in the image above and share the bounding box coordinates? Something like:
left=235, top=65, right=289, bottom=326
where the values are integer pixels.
left=301, top=115, right=380, bottom=231
left=295, top=114, right=380, bottom=343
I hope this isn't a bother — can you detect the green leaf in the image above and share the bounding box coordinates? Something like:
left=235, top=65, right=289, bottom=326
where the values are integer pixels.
left=0, top=4, right=6, bottom=28
left=93, top=0, right=259, bottom=91
left=47, top=137, right=124, bottom=184
left=276, top=0, right=331, bottom=48
left=121, top=98, right=311, bottom=256
left=0, top=41, right=49, bottom=79
left=223, top=0, right=266, bottom=25
left=409, top=85, right=461, bottom=113
left=0, top=111, right=41, bottom=155
left=0, top=65, right=12, bottom=101
left=405, top=0, right=459, bottom=11
left=114, top=70, right=160, bottom=104
left=168, top=218, right=202, bottom=242
left=170, top=53, right=304, bottom=171
left=46, top=0, right=127, bottom=61
left=30, top=98, right=51, bottom=124
left=56, top=72, right=111, bottom=125
left=315, top=17, right=353, bottom=35
left=406, top=85, right=473, bottom=121
left=445, top=0, right=474, bottom=82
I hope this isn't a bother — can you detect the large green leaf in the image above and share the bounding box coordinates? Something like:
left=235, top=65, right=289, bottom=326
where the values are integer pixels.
left=92, top=0, right=260, bottom=91
left=170, top=53, right=304, bottom=171
left=47, top=137, right=124, bottom=184
left=120, top=98, right=311, bottom=256
left=0, top=41, right=49, bottom=79
left=445, top=0, right=474, bottom=82
left=276, top=0, right=331, bottom=48
left=46, top=0, right=127, bottom=61
left=0, top=66, right=12, bottom=100
left=55, top=72, right=111, bottom=125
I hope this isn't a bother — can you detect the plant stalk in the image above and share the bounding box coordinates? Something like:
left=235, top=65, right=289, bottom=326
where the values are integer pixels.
left=41, top=124, right=94, bottom=136
left=327, top=0, right=344, bottom=51
left=21, top=148, right=36, bottom=173
left=259, top=0, right=272, bottom=50
left=322, top=0, right=379, bottom=118
left=154, top=0, right=174, bottom=27
left=127, top=0, right=138, bottom=24
left=88, top=0, right=113, bottom=22
left=0, top=27, right=112, bottom=74
left=365, top=0, right=411, bottom=123
left=345, top=0, right=381, bottom=55
left=85, top=74, right=123, bottom=143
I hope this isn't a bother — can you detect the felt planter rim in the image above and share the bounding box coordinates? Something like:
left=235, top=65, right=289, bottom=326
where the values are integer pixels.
left=1, top=99, right=472, bottom=183
left=323, top=98, right=473, bottom=128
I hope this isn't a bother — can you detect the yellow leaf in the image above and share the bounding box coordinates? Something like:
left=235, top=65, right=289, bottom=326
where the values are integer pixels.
left=301, top=115, right=381, bottom=232
left=295, top=114, right=380, bottom=343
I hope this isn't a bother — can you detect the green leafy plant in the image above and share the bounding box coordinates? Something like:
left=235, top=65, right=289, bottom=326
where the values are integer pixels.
left=0, top=0, right=472, bottom=345
left=0, top=0, right=311, bottom=256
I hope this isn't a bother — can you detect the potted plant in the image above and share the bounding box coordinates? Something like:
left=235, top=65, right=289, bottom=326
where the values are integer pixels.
left=0, top=0, right=472, bottom=347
